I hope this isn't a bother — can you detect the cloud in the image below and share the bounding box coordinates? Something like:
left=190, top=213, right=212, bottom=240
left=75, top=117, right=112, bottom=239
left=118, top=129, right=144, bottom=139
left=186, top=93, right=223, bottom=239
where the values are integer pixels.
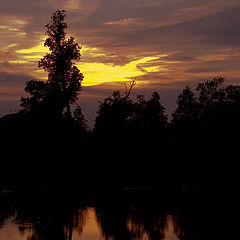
left=78, top=55, right=168, bottom=86
left=103, top=18, right=143, bottom=26
left=0, top=71, right=32, bottom=103
left=63, top=0, right=82, bottom=10
left=1, top=0, right=240, bottom=120
left=0, top=71, right=32, bottom=86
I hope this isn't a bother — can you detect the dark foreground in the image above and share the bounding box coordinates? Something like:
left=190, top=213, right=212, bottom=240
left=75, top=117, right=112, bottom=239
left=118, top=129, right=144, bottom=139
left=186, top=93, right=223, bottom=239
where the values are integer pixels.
left=0, top=141, right=227, bottom=192
left=0, top=185, right=230, bottom=240
left=0, top=139, right=236, bottom=240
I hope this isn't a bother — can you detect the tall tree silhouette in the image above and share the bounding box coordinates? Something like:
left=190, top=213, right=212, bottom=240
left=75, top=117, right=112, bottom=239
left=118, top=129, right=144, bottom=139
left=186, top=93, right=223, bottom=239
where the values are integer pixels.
left=196, top=78, right=240, bottom=131
left=94, top=91, right=134, bottom=136
left=94, top=81, right=136, bottom=136
left=133, top=92, right=167, bottom=134
left=196, top=76, right=225, bottom=118
left=172, top=86, right=199, bottom=128
left=21, top=10, right=83, bottom=119
left=73, top=105, right=88, bottom=130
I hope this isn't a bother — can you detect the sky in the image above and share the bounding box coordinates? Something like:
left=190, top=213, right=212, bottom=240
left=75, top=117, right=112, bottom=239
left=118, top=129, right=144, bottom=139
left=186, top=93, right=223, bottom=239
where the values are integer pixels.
left=1, top=0, right=240, bottom=125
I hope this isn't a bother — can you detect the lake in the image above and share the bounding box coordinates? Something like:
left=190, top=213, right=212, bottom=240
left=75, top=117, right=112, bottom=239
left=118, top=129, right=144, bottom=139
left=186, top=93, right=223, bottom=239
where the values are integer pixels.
left=0, top=189, right=220, bottom=240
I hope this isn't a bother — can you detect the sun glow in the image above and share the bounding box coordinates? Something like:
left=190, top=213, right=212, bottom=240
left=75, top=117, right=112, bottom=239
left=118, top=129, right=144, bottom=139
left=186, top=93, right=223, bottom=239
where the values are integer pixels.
left=12, top=38, right=168, bottom=86
left=16, top=38, right=48, bottom=56
left=79, top=56, right=167, bottom=86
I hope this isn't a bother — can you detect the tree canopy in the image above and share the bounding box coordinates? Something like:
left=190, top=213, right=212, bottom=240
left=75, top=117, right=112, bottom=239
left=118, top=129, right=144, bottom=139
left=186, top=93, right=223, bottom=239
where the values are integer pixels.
left=94, top=81, right=167, bottom=139
left=21, top=10, right=83, bottom=120
left=172, top=86, right=199, bottom=128
left=172, top=77, right=240, bottom=132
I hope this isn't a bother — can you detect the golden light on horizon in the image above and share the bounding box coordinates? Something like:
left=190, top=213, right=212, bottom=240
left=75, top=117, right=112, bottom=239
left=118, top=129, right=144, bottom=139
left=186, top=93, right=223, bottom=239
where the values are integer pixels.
left=79, top=56, right=167, bottom=86
left=11, top=38, right=169, bottom=86
left=15, top=36, right=48, bottom=58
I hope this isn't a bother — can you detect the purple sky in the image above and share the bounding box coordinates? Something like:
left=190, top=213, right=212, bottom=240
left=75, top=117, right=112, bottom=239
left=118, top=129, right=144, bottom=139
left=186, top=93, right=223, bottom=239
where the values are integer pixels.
left=1, top=0, right=240, bottom=125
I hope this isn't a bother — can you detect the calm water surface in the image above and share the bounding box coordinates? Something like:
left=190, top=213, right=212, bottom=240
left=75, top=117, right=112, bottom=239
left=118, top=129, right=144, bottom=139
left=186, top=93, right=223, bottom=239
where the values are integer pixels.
left=0, top=190, right=218, bottom=240
left=0, top=208, right=180, bottom=240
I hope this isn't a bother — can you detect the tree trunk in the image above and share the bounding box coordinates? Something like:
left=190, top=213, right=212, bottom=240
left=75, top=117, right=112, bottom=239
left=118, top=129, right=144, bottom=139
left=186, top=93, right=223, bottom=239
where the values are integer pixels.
left=66, top=101, right=71, bottom=119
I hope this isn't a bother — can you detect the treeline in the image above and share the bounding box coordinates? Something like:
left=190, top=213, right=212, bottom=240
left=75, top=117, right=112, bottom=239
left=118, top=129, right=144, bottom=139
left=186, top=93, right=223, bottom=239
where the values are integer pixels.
left=1, top=76, right=240, bottom=144
left=1, top=10, right=240, bottom=145
left=0, top=10, right=239, bottom=189
left=2, top=76, right=238, bottom=191
left=94, top=76, right=240, bottom=141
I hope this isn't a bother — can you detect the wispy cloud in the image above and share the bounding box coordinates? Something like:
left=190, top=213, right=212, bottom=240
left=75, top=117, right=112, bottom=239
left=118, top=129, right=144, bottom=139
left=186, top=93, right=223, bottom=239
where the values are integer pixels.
left=103, top=18, right=143, bottom=26
left=1, top=0, right=240, bottom=118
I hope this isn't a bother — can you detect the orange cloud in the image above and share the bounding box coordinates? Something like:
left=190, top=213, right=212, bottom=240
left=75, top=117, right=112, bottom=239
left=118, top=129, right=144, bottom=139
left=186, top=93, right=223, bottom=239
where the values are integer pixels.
left=103, top=18, right=143, bottom=26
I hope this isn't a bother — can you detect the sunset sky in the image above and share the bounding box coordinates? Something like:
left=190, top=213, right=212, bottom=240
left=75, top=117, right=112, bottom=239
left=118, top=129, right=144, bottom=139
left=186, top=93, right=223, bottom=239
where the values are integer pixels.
left=1, top=0, right=240, bottom=125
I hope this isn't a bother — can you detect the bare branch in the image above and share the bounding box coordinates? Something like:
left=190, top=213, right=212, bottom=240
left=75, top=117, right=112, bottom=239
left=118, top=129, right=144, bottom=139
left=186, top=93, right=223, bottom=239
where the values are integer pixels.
left=124, top=78, right=136, bottom=99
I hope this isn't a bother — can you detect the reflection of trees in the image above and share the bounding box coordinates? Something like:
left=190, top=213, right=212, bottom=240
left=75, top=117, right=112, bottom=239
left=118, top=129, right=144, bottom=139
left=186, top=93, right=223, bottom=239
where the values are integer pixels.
left=0, top=197, right=16, bottom=230
left=95, top=194, right=177, bottom=240
left=0, top=194, right=88, bottom=240
left=176, top=198, right=220, bottom=240
left=16, top=206, right=87, bottom=240
left=126, top=205, right=167, bottom=240
left=95, top=200, right=132, bottom=240
left=0, top=192, right=222, bottom=240
left=95, top=193, right=221, bottom=240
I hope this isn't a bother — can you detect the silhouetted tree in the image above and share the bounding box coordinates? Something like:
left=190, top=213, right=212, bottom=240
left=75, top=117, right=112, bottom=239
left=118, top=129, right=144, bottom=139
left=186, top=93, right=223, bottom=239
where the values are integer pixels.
left=172, top=86, right=199, bottom=128
left=20, top=80, right=48, bottom=112
left=194, top=77, right=240, bottom=132
left=133, top=92, right=167, bottom=134
left=196, top=77, right=225, bottom=118
left=21, top=10, right=83, bottom=120
left=124, top=79, right=136, bottom=99
left=94, top=82, right=168, bottom=139
left=171, top=77, right=229, bottom=130
left=225, top=85, right=240, bottom=102
left=94, top=90, right=134, bottom=136
left=73, top=105, right=88, bottom=130
left=218, top=84, right=240, bottom=129
left=94, top=80, right=136, bottom=136
left=6, top=196, right=88, bottom=240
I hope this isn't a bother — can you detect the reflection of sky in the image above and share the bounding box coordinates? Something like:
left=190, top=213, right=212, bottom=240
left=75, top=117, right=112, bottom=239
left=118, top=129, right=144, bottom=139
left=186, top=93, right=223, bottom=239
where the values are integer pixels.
left=0, top=208, right=180, bottom=240
left=77, top=208, right=104, bottom=240
left=1, top=0, right=240, bottom=120
left=0, top=217, right=32, bottom=240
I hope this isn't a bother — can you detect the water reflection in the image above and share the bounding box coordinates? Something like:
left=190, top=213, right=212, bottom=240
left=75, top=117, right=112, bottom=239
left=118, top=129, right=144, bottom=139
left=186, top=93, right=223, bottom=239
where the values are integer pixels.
left=0, top=191, right=218, bottom=240
left=0, top=209, right=180, bottom=240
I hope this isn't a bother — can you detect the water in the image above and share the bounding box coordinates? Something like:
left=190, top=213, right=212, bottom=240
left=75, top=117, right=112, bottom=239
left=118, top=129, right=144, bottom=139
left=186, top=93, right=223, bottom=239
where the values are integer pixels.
left=0, top=190, right=219, bottom=240
left=0, top=209, right=180, bottom=240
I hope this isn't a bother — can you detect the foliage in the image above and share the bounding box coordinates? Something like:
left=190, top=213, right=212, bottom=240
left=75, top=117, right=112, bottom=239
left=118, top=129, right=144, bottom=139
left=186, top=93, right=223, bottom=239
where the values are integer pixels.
left=94, top=83, right=167, bottom=138
left=172, top=86, right=199, bottom=128
left=21, top=10, right=83, bottom=119
left=94, top=91, right=134, bottom=135
left=225, top=85, right=240, bottom=102
left=196, top=76, right=225, bottom=118
left=172, top=77, right=240, bottom=131
left=73, top=105, right=88, bottom=130
left=20, top=80, right=48, bottom=112
left=133, top=92, right=167, bottom=132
